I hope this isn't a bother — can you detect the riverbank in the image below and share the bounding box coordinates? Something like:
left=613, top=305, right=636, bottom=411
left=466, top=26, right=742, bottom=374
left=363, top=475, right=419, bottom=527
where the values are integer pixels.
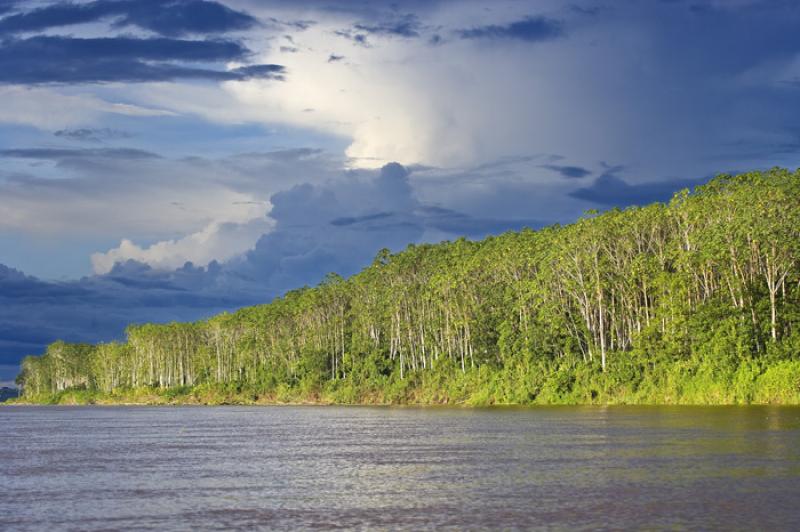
left=10, top=366, right=800, bottom=406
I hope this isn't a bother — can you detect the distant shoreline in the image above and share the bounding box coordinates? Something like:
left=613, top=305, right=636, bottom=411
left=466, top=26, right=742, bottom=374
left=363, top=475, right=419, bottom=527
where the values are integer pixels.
left=8, top=389, right=800, bottom=407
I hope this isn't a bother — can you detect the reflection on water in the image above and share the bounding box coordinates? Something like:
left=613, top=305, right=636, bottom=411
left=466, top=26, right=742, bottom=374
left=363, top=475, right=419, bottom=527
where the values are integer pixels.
left=2, top=406, right=799, bottom=530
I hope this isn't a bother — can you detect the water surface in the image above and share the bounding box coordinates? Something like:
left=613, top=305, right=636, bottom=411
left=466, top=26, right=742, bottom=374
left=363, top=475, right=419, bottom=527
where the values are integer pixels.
left=2, top=406, right=800, bottom=530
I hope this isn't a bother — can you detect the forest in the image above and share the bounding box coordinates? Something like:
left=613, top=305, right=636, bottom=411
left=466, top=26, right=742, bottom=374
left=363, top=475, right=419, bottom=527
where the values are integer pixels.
left=14, top=168, right=800, bottom=405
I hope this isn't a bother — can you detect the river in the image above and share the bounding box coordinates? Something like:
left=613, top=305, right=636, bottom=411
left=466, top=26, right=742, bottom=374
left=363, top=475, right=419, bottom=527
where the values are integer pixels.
left=2, top=405, right=799, bottom=530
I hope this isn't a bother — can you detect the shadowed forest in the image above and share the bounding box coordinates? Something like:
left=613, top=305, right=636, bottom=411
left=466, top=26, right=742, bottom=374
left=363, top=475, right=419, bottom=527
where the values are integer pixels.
left=15, top=169, right=800, bottom=405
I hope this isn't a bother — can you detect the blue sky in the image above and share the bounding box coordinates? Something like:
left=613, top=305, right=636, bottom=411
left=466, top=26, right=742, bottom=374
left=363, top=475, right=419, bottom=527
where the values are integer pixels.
left=2, top=0, right=800, bottom=384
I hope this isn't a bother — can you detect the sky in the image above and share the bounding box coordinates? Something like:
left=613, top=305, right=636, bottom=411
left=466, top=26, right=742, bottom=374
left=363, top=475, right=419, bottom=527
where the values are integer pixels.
left=2, top=0, right=800, bottom=385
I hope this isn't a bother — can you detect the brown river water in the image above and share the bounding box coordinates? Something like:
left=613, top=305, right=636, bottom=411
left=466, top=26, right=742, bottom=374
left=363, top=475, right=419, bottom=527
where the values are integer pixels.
left=2, top=405, right=800, bottom=530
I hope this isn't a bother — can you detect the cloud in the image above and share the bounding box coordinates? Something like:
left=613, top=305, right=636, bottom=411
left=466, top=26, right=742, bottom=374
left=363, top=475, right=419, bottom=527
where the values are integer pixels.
left=569, top=169, right=704, bottom=206
left=353, top=14, right=422, bottom=38
left=331, top=212, right=392, bottom=226
left=0, top=86, right=176, bottom=128
left=0, top=147, right=160, bottom=160
left=268, top=18, right=316, bottom=31
left=540, top=164, right=592, bottom=179
left=230, top=165, right=422, bottom=290
left=0, top=263, right=90, bottom=301
left=334, top=29, right=370, bottom=47
left=54, top=128, right=133, bottom=142
left=333, top=12, right=426, bottom=47
left=0, top=147, right=293, bottom=237
left=0, top=36, right=284, bottom=84
left=91, top=217, right=273, bottom=274
left=0, top=259, right=267, bottom=379
left=569, top=5, right=602, bottom=17
left=457, top=16, right=564, bottom=42
left=415, top=205, right=544, bottom=236
left=231, top=64, right=286, bottom=80
left=0, top=0, right=258, bottom=36
left=0, top=2, right=14, bottom=16
left=231, top=161, right=545, bottom=292
left=200, top=0, right=800, bottom=176
left=175, top=6, right=585, bottom=168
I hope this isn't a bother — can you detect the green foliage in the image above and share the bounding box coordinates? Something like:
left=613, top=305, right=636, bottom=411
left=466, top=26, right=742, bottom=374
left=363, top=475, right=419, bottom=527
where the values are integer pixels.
left=16, top=169, right=800, bottom=405
left=753, top=361, right=800, bottom=403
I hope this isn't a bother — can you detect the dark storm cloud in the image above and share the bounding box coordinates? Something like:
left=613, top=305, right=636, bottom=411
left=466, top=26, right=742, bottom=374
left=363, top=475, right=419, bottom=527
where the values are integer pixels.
left=569, top=172, right=704, bottom=206
left=236, top=162, right=547, bottom=293
left=0, top=259, right=266, bottom=375
left=329, top=205, right=544, bottom=239
left=0, top=264, right=90, bottom=301
left=1, top=345, right=38, bottom=367
left=457, top=16, right=564, bottom=43
left=0, top=0, right=258, bottom=36
left=541, top=164, right=592, bottom=179
left=234, top=164, right=421, bottom=291
left=417, top=206, right=545, bottom=237
left=0, top=35, right=285, bottom=84
left=0, top=323, right=59, bottom=348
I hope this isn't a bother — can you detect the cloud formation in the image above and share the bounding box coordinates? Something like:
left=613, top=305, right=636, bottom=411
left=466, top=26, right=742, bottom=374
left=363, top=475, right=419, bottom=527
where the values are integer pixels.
left=0, top=260, right=264, bottom=381
left=1, top=147, right=159, bottom=160
left=0, top=36, right=285, bottom=84
left=54, top=128, right=133, bottom=142
left=0, top=0, right=257, bottom=36
left=353, top=14, right=422, bottom=38
left=457, top=16, right=564, bottom=42
left=541, top=164, right=592, bottom=179
left=569, top=168, right=704, bottom=207
left=0, top=147, right=280, bottom=238
left=0, top=85, right=176, bottom=128
left=91, top=218, right=273, bottom=274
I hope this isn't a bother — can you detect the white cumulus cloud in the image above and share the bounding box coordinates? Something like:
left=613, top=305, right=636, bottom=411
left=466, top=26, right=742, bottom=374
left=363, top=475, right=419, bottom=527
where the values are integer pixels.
left=91, top=217, right=273, bottom=274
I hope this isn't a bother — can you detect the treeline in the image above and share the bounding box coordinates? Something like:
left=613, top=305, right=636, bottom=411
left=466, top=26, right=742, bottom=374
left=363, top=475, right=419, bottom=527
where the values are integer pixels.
left=16, top=169, right=800, bottom=404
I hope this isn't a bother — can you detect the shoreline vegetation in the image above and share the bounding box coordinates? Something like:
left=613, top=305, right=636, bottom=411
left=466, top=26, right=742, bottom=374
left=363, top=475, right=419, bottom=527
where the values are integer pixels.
left=7, top=377, right=800, bottom=406
left=12, top=169, right=800, bottom=406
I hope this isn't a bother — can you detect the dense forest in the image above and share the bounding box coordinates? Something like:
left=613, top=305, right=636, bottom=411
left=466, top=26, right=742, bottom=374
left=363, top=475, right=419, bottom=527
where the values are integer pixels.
left=14, top=169, right=800, bottom=405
